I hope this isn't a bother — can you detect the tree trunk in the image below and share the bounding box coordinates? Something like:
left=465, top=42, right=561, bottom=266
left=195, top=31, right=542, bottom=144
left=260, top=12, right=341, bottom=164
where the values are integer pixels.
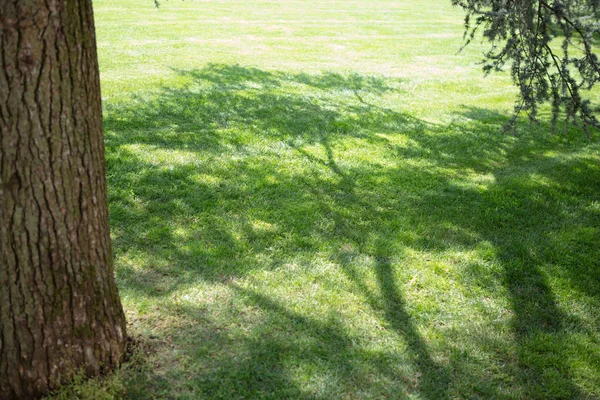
left=0, top=0, right=127, bottom=398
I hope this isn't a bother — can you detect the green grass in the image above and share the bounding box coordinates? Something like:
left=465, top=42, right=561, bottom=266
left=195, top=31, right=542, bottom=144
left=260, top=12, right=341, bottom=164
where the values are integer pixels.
left=54, top=0, right=600, bottom=398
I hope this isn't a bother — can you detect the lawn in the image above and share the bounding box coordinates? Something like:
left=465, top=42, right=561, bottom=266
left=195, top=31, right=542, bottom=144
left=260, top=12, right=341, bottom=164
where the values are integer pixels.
left=51, top=0, right=600, bottom=398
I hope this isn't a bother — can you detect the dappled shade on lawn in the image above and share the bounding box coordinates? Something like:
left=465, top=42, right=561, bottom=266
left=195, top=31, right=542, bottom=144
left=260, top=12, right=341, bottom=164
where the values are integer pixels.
left=103, top=64, right=600, bottom=399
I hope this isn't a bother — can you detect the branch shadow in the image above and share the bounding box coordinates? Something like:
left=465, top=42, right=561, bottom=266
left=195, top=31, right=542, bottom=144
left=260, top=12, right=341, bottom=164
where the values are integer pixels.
left=400, top=108, right=600, bottom=398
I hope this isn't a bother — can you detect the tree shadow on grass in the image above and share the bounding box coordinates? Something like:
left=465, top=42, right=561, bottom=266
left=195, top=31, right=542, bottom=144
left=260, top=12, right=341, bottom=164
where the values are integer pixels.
left=103, top=64, right=600, bottom=399
left=125, top=284, right=435, bottom=399
left=402, top=109, right=600, bottom=398
left=193, top=285, right=409, bottom=399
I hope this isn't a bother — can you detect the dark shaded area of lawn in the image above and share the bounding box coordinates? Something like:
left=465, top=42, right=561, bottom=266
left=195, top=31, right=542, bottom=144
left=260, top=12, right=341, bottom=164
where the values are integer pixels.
left=103, top=64, right=600, bottom=399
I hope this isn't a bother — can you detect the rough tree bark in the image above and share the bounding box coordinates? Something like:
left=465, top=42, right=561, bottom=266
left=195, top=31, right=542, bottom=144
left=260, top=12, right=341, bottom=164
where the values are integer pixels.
left=0, top=0, right=127, bottom=398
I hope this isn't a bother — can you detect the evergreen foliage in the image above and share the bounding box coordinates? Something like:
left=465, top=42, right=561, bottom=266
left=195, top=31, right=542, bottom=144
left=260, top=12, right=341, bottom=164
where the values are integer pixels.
left=453, top=0, right=600, bottom=134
